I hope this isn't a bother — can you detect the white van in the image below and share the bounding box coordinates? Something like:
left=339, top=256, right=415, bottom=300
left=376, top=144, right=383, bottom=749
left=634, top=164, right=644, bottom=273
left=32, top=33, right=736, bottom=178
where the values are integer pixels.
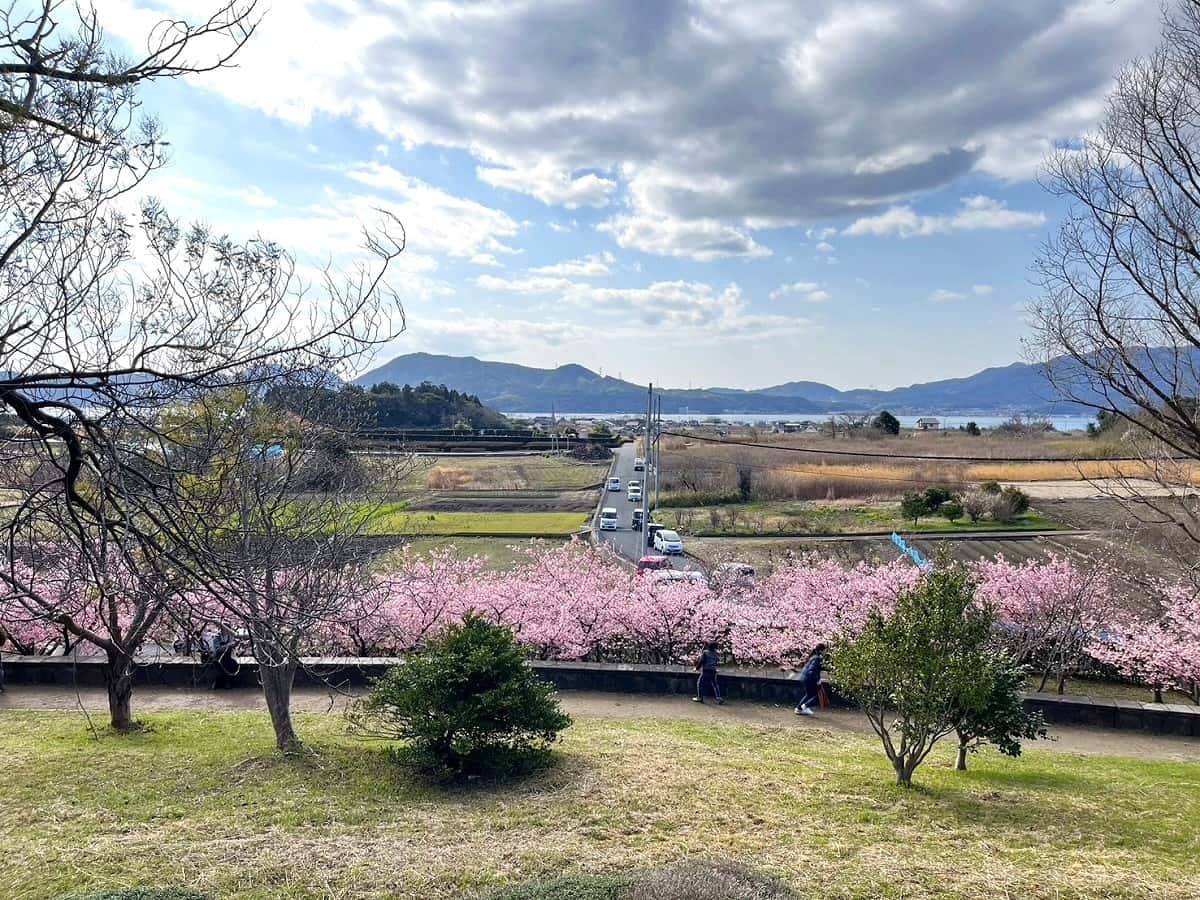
left=599, top=507, right=619, bottom=530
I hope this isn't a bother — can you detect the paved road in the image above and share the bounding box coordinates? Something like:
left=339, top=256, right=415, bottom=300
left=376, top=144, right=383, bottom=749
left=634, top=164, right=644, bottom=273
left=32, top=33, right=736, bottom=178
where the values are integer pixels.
left=596, top=443, right=703, bottom=571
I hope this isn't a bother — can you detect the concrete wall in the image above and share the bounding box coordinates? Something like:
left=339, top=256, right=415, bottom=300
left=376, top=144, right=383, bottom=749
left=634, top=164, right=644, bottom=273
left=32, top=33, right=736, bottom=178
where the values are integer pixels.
left=2, top=655, right=1197, bottom=737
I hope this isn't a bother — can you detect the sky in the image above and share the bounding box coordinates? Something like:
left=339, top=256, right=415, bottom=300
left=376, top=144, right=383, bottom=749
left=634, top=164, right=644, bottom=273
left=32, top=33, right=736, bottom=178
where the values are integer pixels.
left=90, top=0, right=1164, bottom=391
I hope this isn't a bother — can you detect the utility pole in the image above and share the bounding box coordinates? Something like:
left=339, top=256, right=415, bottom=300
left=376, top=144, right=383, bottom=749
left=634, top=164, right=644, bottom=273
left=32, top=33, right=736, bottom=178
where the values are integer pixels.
left=653, top=395, right=662, bottom=512
left=643, top=382, right=653, bottom=557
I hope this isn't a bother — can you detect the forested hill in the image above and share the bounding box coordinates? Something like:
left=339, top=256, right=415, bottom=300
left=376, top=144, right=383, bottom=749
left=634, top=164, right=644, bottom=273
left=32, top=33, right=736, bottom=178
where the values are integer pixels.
left=269, top=381, right=509, bottom=430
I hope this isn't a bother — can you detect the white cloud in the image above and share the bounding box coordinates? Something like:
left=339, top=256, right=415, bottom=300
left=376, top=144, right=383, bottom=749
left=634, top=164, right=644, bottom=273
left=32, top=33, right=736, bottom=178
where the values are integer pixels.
left=528, top=252, right=615, bottom=277
left=972, top=283, right=995, bottom=296
left=844, top=195, right=1046, bottom=238
left=341, top=161, right=520, bottom=258
left=548, top=221, right=576, bottom=233
left=470, top=253, right=503, bottom=267
left=815, top=241, right=836, bottom=254
left=769, top=281, right=830, bottom=303
left=96, top=0, right=1157, bottom=239
left=598, top=213, right=769, bottom=262
left=478, top=162, right=617, bottom=208
left=928, top=288, right=966, bottom=303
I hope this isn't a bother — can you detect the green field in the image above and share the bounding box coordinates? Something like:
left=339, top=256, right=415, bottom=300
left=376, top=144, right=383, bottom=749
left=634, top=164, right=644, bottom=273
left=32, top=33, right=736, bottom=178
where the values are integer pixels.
left=361, top=504, right=589, bottom=536
left=655, top=500, right=1059, bottom=536
left=3, top=711, right=1198, bottom=899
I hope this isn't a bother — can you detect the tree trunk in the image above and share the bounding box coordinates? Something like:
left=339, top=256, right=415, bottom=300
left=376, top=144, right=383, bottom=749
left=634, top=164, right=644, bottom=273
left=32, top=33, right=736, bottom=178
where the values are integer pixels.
left=105, top=649, right=137, bottom=731
left=893, top=756, right=915, bottom=787
left=1153, top=685, right=1164, bottom=704
left=955, top=730, right=969, bottom=771
left=260, top=660, right=301, bottom=753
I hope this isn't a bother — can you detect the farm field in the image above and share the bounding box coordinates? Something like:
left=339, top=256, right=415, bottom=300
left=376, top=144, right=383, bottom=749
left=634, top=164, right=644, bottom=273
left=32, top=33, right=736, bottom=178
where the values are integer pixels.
left=358, top=505, right=589, bottom=536
left=658, top=430, right=1200, bottom=504
left=656, top=500, right=1059, bottom=536
left=398, top=455, right=609, bottom=491
left=3, top=710, right=1198, bottom=899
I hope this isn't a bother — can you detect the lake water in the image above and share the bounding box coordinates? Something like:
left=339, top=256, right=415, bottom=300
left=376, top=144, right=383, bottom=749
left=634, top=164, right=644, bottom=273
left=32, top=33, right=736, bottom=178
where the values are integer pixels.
left=507, top=412, right=1096, bottom=432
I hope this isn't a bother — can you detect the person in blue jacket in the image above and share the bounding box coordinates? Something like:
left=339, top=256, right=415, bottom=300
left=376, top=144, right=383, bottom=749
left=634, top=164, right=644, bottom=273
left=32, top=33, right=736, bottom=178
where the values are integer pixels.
left=692, top=641, right=724, bottom=704
left=794, top=643, right=827, bottom=716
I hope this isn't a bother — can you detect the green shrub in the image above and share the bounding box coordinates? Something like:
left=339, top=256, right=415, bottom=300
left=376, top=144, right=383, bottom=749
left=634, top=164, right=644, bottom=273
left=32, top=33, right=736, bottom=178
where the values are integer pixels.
left=980, top=480, right=1002, bottom=494
left=657, top=491, right=743, bottom=508
left=940, top=500, right=964, bottom=522
left=921, top=485, right=956, bottom=510
left=1000, top=485, right=1031, bottom=514
left=56, top=890, right=210, bottom=900
left=482, top=873, right=631, bottom=900
left=350, top=615, right=572, bottom=780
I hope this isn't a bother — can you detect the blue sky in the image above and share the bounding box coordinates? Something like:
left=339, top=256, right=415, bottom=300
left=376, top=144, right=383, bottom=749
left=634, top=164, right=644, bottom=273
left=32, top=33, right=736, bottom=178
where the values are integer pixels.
left=94, top=0, right=1163, bottom=390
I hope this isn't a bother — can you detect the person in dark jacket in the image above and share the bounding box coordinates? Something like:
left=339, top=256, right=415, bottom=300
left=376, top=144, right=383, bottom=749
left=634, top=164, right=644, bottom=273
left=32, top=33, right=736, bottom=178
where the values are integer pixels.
left=692, top=641, right=724, bottom=705
left=794, top=643, right=827, bottom=716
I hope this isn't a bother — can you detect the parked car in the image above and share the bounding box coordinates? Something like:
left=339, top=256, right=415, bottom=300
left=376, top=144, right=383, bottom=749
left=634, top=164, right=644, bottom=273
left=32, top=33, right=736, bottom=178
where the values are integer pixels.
left=636, top=555, right=671, bottom=574
left=646, top=522, right=665, bottom=544
left=606, top=476, right=621, bottom=491
left=599, top=507, right=619, bottom=530
left=633, top=457, right=645, bottom=471
left=653, top=529, right=684, bottom=555
left=650, top=569, right=707, bottom=586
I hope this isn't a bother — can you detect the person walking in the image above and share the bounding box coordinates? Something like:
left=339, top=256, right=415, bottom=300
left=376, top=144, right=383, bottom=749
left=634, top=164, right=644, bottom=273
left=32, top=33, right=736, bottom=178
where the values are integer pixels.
left=692, top=641, right=724, bottom=705
left=794, top=643, right=826, bottom=717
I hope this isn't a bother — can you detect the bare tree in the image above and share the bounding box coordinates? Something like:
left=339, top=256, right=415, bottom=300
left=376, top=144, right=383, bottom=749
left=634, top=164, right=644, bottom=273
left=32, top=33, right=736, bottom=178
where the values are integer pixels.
left=1031, top=0, right=1200, bottom=552
left=0, top=0, right=407, bottom=699
left=174, top=384, right=416, bottom=752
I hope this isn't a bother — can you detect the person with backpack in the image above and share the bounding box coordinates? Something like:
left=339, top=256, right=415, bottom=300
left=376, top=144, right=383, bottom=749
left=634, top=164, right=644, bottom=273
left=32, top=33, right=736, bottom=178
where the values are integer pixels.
left=692, top=641, right=724, bottom=705
left=794, top=643, right=827, bottom=717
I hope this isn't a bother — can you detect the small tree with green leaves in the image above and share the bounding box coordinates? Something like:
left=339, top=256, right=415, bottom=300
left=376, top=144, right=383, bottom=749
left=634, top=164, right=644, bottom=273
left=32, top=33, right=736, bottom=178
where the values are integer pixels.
left=963, top=421, right=981, bottom=436
left=900, top=492, right=929, bottom=526
left=941, top=500, right=964, bottom=523
left=350, top=616, right=572, bottom=780
left=1000, top=486, right=1031, bottom=515
left=872, top=410, right=901, bottom=435
left=922, top=485, right=956, bottom=510
left=832, top=565, right=996, bottom=786
left=953, top=655, right=1047, bottom=771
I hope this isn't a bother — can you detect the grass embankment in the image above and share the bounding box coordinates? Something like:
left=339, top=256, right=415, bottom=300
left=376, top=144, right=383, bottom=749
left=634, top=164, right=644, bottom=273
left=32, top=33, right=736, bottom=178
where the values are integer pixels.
left=3, top=712, right=1199, bottom=899
left=360, top=504, right=589, bottom=536
left=656, top=500, right=1059, bottom=536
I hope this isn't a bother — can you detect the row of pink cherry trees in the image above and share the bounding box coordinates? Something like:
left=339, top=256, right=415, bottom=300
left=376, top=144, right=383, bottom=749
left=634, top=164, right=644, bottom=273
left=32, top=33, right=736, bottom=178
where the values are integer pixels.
left=3, top=541, right=1198, bottom=697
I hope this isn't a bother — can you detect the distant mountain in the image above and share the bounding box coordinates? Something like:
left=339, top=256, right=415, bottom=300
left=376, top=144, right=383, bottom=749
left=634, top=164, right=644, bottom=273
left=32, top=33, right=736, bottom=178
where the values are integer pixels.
left=354, top=352, right=1098, bottom=415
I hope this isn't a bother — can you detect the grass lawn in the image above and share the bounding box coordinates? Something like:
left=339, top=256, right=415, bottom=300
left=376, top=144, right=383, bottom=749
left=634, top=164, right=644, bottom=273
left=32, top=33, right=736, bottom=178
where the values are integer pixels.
left=3, top=711, right=1199, bottom=899
left=358, top=505, right=589, bottom=536
left=657, top=500, right=1060, bottom=536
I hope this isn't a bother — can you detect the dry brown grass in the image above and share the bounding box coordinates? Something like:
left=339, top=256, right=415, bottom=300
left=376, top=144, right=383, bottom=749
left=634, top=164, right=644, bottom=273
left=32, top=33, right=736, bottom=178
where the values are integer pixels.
left=427, top=465, right=473, bottom=488
left=3, top=711, right=1199, bottom=900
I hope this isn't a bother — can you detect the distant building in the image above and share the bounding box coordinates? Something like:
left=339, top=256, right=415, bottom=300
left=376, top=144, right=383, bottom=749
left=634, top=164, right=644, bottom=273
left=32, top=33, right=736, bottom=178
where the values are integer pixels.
left=916, top=416, right=941, bottom=431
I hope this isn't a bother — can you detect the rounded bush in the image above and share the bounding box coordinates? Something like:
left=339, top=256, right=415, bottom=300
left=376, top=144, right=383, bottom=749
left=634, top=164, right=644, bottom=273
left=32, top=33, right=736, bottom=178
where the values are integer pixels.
left=350, top=615, right=572, bottom=780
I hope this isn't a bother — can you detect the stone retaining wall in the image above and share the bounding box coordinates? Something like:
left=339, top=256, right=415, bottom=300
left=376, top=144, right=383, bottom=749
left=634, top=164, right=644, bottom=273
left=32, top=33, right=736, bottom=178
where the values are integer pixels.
left=2, top=655, right=1196, bottom=737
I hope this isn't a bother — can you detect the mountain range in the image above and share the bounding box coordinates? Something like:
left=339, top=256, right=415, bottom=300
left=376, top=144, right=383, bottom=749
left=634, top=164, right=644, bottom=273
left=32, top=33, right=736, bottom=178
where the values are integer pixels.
left=354, top=353, right=1097, bottom=416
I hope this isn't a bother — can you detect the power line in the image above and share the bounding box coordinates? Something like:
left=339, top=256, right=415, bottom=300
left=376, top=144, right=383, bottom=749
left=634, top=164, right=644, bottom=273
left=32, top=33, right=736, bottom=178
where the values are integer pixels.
left=660, top=430, right=1173, bottom=464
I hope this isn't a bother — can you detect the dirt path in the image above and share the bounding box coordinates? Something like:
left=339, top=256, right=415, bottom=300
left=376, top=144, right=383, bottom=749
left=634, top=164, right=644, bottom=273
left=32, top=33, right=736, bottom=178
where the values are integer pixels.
left=2, top=685, right=1197, bottom=762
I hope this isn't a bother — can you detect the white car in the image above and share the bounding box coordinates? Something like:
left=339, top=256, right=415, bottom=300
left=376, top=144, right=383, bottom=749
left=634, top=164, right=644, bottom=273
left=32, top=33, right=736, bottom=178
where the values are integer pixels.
left=653, top=528, right=684, bottom=555
left=606, top=476, right=621, bottom=492
left=599, top=507, right=619, bottom=530
left=633, top=457, right=645, bottom=471
left=627, top=486, right=643, bottom=502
